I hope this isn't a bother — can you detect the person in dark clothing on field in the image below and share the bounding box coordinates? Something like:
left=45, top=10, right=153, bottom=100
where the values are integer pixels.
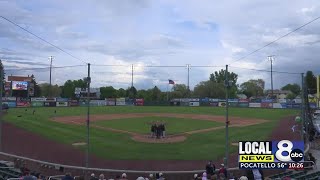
left=151, top=123, right=156, bottom=138
left=162, top=123, right=166, bottom=138
left=159, top=123, right=164, bottom=138
left=155, top=123, right=161, bottom=139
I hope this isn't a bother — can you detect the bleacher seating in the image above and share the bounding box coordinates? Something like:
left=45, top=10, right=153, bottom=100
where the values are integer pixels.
left=0, top=161, right=22, bottom=180
left=268, top=170, right=320, bottom=180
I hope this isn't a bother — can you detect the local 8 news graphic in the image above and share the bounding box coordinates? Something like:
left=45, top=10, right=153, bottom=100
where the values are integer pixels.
left=238, top=140, right=304, bottom=169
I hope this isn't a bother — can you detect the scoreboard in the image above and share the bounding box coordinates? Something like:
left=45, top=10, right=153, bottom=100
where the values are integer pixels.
left=238, top=140, right=305, bottom=169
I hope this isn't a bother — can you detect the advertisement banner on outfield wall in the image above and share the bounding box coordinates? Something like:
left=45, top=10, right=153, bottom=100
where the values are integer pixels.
left=261, top=99, right=273, bottom=103
left=219, top=102, right=226, bottom=107
left=3, top=101, right=17, bottom=108
left=261, top=102, right=272, bottom=108
left=294, top=98, right=302, bottom=104
left=209, top=102, right=219, bottom=107
left=209, top=98, right=219, bottom=102
left=239, top=99, right=249, bottom=103
left=286, top=103, right=301, bottom=109
left=135, top=99, right=144, bottom=106
left=180, top=98, right=190, bottom=102
left=249, top=103, right=261, bottom=108
left=45, top=98, right=56, bottom=102
left=310, top=103, right=317, bottom=109
left=229, top=102, right=238, bottom=107
left=44, top=102, right=56, bottom=107
left=201, top=98, right=209, bottom=102
left=189, top=102, right=200, bottom=106
left=238, top=102, right=249, bottom=107
left=56, top=102, right=68, bottom=107
left=2, top=97, right=16, bottom=101
left=228, top=99, right=239, bottom=103
left=106, top=99, right=116, bottom=106
left=278, top=99, right=287, bottom=103
left=90, top=100, right=106, bottom=106
left=116, top=98, right=125, bottom=106
left=280, top=103, right=287, bottom=108
left=273, top=103, right=283, bottom=109
left=31, top=97, right=46, bottom=102
left=31, top=101, right=44, bottom=107
left=69, top=100, right=79, bottom=106
left=16, top=101, right=30, bottom=107
left=56, top=98, right=69, bottom=102
left=218, top=99, right=226, bottom=102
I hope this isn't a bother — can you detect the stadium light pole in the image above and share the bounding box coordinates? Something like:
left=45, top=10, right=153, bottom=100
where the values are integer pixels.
left=86, top=63, right=91, bottom=168
left=268, top=56, right=274, bottom=106
left=301, top=73, right=304, bottom=141
left=49, top=56, right=54, bottom=97
left=131, top=64, right=134, bottom=88
left=224, top=64, right=230, bottom=169
left=186, top=64, right=191, bottom=97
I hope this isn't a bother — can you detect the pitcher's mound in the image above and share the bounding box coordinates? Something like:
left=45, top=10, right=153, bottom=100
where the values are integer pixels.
left=131, top=135, right=187, bottom=144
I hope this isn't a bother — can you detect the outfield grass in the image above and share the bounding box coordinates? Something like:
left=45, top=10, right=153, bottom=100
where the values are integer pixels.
left=4, top=106, right=298, bottom=160
left=93, top=116, right=224, bottom=134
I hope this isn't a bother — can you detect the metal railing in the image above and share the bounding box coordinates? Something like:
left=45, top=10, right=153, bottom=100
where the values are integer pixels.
left=48, top=175, right=65, bottom=180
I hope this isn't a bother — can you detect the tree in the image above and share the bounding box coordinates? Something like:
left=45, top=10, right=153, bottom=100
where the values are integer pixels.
left=100, top=86, right=117, bottom=99
left=30, top=74, right=41, bottom=97
left=240, top=79, right=265, bottom=98
left=117, top=88, right=126, bottom=97
left=137, top=89, right=152, bottom=101
left=210, top=69, right=238, bottom=85
left=281, top=83, right=301, bottom=96
left=61, top=78, right=87, bottom=98
left=126, top=86, right=137, bottom=98
left=39, top=83, right=62, bottom=97
left=305, top=71, right=317, bottom=94
left=194, top=80, right=225, bottom=98
left=171, top=84, right=189, bottom=98
left=286, top=93, right=296, bottom=100
left=151, top=86, right=161, bottom=101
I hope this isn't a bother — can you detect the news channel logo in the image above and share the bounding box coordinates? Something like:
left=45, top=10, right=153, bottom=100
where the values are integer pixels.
left=272, top=140, right=304, bottom=162
left=238, top=140, right=304, bottom=163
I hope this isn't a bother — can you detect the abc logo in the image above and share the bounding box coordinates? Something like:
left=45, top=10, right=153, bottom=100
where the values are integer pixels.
left=275, top=140, right=304, bottom=162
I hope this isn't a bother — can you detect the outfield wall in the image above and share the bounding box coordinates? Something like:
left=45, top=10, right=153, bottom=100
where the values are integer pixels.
left=1, top=96, right=315, bottom=109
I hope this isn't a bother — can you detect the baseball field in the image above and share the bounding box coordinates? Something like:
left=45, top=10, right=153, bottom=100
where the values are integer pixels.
left=4, top=106, right=299, bottom=166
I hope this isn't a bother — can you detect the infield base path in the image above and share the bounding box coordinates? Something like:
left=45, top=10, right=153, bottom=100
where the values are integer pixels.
left=53, top=113, right=268, bottom=143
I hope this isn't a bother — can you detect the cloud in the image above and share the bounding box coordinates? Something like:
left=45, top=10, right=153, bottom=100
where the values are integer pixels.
left=1, top=0, right=320, bottom=90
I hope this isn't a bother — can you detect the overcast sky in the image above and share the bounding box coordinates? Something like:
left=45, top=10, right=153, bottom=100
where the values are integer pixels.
left=1, top=0, right=320, bottom=90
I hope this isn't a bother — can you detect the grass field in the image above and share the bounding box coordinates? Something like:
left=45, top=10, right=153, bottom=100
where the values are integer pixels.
left=93, top=116, right=224, bottom=134
left=4, top=106, right=298, bottom=160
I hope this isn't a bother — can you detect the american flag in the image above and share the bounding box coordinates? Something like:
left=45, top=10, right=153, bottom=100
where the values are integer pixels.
left=168, top=79, right=175, bottom=84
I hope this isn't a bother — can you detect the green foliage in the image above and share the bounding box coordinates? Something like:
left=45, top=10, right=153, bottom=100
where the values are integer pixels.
left=171, top=84, right=190, bottom=98
left=305, top=71, right=317, bottom=94
left=286, top=93, right=297, bottom=100
left=39, top=83, right=62, bottom=97
left=281, top=83, right=301, bottom=96
left=61, top=79, right=87, bottom=98
left=31, top=74, right=41, bottom=97
left=100, top=86, right=117, bottom=99
left=240, top=79, right=265, bottom=98
left=210, top=69, right=238, bottom=85
left=126, top=86, right=137, bottom=98
left=194, top=80, right=224, bottom=98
